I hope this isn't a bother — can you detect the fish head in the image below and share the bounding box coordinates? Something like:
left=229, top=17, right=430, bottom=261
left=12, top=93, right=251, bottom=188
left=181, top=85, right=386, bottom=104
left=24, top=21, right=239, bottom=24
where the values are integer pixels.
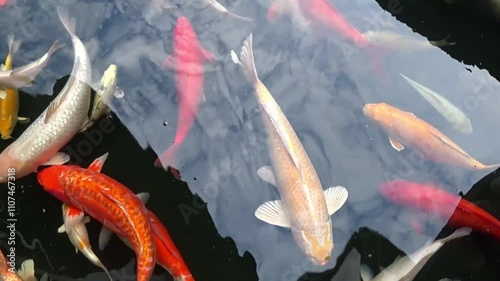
left=378, top=179, right=409, bottom=201
left=291, top=220, right=333, bottom=266
left=362, top=103, right=388, bottom=122
left=173, top=17, right=197, bottom=48
left=37, top=166, right=71, bottom=202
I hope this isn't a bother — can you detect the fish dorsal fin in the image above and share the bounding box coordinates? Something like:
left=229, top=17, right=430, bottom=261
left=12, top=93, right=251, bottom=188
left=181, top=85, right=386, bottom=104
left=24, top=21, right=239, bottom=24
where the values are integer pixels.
left=257, top=165, right=277, bottom=186
left=429, top=131, right=470, bottom=156
left=261, top=102, right=306, bottom=183
left=44, top=98, right=62, bottom=123
left=99, top=192, right=149, bottom=251
left=88, top=153, right=109, bottom=172
left=99, top=192, right=141, bottom=248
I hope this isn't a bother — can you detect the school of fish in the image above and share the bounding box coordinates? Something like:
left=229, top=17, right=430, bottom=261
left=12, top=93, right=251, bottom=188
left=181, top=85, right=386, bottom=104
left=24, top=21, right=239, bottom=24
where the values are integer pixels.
left=0, top=0, right=498, bottom=281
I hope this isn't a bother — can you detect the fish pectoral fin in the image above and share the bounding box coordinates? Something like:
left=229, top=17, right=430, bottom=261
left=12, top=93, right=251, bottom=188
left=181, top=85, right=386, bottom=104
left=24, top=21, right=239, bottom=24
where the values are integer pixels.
left=99, top=225, right=115, bottom=251
left=162, top=55, right=176, bottom=70
left=17, top=117, right=30, bottom=124
left=359, top=264, right=374, bottom=281
left=324, top=186, right=349, bottom=215
left=17, top=259, right=35, bottom=281
left=389, top=137, right=404, bottom=151
left=136, top=192, right=150, bottom=205
left=254, top=199, right=291, bottom=227
left=75, top=247, right=79, bottom=254
left=200, top=48, right=217, bottom=62
left=88, top=153, right=109, bottom=172
left=257, top=166, right=277, bottom=186
left=0, top=89, right=6, bottom=100
left=57, top=224, right=66, bottom=233
left=43, top=152, right=70, bottom=166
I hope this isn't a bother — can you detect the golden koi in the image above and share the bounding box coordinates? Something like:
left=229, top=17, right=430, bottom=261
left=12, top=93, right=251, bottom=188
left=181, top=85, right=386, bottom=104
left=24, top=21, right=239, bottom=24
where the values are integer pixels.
left=0, top=35, right=30, bottom=140
left=363, top=102, right=500, bottom=170
left=231, top=33, right=348, bottom=265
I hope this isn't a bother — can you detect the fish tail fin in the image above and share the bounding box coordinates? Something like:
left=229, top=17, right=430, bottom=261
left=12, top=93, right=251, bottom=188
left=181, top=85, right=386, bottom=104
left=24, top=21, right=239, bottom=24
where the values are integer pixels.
left=442, top=227, right=471, bottom=243
left=230, top=33, right=259, bottom=83
left=483, top=163, right=500, bottom=170
left=17, top=259, right=36, bottom=281
left=154, top=143, right=178, bottom=169
left=366, top=44, right=390, bottom=84
left=429, top=34, right=456, bottom=47
left=47, top=41, right=66, bottom=57
left=57, top=6, right=77, bottom=35
left=7, top=34, right=21, bottom=59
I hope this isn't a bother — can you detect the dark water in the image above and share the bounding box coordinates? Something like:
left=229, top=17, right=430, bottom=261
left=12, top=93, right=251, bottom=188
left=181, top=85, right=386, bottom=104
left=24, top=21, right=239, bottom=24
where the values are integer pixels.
left=1, top=0, right=500, bottom=280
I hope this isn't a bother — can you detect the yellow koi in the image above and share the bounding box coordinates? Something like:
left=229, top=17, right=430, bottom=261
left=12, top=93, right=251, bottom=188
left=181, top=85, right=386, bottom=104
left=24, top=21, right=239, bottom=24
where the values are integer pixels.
left=0, top=35, right=30, bottom=140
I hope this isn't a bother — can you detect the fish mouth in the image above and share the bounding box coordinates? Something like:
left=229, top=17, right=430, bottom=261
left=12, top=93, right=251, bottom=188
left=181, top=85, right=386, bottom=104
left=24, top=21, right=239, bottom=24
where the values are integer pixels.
left=362, top=104, right=371, bottom=116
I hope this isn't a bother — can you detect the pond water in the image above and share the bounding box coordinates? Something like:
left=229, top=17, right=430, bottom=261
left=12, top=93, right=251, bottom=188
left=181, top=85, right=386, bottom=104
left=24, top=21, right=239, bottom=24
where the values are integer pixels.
left=1, top=0, right=500, bottom=280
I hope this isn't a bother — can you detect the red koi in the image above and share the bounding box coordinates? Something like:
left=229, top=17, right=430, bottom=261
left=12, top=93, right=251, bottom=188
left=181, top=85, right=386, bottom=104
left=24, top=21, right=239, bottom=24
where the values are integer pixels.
left=149, top=210, right=195, bottom=281
left=379, top=179, right=500, bottom=240
left=154, top=16, right=215, bottom=171
left=37, top=154, right=156, bottom=281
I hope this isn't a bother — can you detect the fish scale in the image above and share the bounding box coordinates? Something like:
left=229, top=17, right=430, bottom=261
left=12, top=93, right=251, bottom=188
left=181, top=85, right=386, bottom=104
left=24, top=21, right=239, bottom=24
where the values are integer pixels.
left=57, top=167, right=156, bottom=281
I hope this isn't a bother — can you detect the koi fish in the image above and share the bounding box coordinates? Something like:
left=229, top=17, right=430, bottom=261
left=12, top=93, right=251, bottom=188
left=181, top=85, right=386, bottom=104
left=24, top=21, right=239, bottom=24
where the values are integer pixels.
left=0, top=7, right=92, bottom=183
left=0, top=39, right=64, bottom=89
left=360, top=228, right=471, bottom=281
left=99, top=193, right=195, bottom=281
left=37, top=153, right=156, bottom=281
left=400, top=73, right=472, bottom=134
left=362, top=102, right=500, bottom=170
left=379, top=179, right=500, bottom=240
left=79, top=64, right=118, bottom=132
left=154, top=16, right=216, bottom=170
left=0, top=35, right=30, bottom=140
left=57, top=203, right=112, bottom=281
left=231, top=34, right=348, bottom=265
left=0, top=248, right=47, bottom=281
left=203, top=0, right=253, bottom=21
left=363, top=31, right=455, bottom=51
left=267, top=0, right=387, bottom=81
left=0, top=0, right=9, bottom=8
